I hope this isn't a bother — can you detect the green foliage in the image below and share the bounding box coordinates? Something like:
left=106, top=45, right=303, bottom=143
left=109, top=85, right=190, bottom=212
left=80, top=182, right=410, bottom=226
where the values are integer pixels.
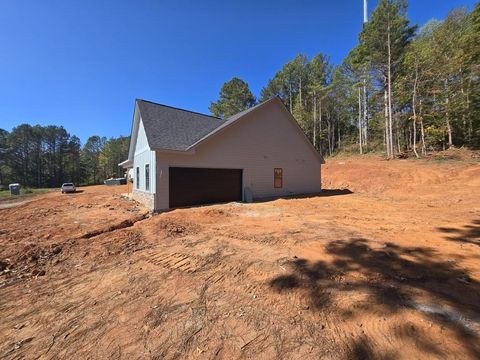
left=99, top=136, right=130, bottom=179
left=292, top=97, right=310, bottom=134
left=81, top=135, right=106, bottom=184
left=209, top=77, right=256, bottom=118
left=0, top=187, right=52, bottom=199
left=463, top=3, right=480, bottom=147
left=262, top=1, right=480, bottom=157
left=258, top=52, right=343, bottom=155
left=398, top=7, right=478, bottom=150
left=334, top=1, right=478, bottom=155
left=260, top=54, right=310, bottom=109
left=424, top=125, right=445, bottom=149
left=0, top=125, right=129, bottom=188
left=80, top=135, right=130, bottom=185
left=360, top=0, right=416, bottom=75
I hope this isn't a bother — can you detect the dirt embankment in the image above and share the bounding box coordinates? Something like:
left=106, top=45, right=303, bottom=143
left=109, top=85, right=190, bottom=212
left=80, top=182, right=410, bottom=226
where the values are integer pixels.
left=322, top=152, right=480, bottom=196
left=1, top=155, right=479, bottom=359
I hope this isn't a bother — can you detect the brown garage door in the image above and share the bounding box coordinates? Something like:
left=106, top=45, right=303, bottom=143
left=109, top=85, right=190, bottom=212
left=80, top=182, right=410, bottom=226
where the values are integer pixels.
left=169, top=167, right=243, bottom=208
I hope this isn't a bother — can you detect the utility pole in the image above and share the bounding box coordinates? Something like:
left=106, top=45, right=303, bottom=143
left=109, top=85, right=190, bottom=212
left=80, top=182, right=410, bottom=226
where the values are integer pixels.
left=363, top=0, right=368, bottom=23
left=362, top=0, right=369, bottom=149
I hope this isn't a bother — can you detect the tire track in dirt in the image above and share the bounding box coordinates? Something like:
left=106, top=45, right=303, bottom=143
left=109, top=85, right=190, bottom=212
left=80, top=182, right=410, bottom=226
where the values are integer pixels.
left=146, top=249, right=247, bottom=287
left=149, top=252, right=200, bottom=273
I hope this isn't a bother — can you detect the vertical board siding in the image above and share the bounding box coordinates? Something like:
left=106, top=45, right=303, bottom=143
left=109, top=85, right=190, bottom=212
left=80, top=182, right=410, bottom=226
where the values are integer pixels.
left=133, top=118, right=156, bottom=196
left=155, top=102, right=321, bottom=210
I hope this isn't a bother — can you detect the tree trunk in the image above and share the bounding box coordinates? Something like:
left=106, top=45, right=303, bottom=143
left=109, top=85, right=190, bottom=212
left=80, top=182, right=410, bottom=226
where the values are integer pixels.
left=363, top=74, right=368, bottom=149
left=461, top=70, right=467, bottom=145
left=338, top=125, right=341, bottom=150
left=358, top=87, right=363, bottom=155
left=466, top=78, right=472, bottom=145
left=331, top=122, right=335, bottom=154
left=299, top=78, right=302, bottom=105
left=319, top=99, right=323, bottom=155
left=289, top=84, right=293, bottom=113
left=412, top=120, right=418, bottom=158
left=313, top=94, right=317, bottom=148
left=397, top=127, right=401, bottom=154
left=384, top=88, right=390, bottom=158
left=444, top=79, right=452, bottom=148
left=412, top=64, right=419, bottom=158
left=406, top=124, right=410, bottom=150
left=327, top=118, right=332, bottom=156
left=420, top=118, right=426, bottom=156
left=446, top=115, right=452, bottom=148
left=387, top=24, right=394, bottom=158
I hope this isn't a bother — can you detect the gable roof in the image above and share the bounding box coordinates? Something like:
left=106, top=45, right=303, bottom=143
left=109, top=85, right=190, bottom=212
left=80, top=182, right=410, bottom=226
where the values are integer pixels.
left=123, top=97, right=324, bottom=165
left=137, top=99, right=227, bottom=151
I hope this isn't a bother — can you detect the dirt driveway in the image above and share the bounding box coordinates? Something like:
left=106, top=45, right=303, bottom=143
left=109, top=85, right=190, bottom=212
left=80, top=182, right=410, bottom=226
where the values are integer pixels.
left=1, top=155, right=479, bottom=359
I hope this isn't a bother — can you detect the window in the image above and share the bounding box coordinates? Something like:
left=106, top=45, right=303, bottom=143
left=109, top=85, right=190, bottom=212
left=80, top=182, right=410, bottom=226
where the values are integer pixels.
left=274, top=168, right=283, bottom=188
left=145, top=164, right=150, bottom=191
left=136, top=167, right=140, bottom=189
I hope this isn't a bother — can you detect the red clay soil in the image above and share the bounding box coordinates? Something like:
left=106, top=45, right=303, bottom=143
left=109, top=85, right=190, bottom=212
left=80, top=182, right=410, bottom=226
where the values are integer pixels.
left=1, top=153, right=479, bottom=359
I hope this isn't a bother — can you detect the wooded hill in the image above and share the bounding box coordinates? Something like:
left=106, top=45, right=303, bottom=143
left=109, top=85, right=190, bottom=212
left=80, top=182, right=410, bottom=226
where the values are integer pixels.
left=210, top=1, right=480, bottom=157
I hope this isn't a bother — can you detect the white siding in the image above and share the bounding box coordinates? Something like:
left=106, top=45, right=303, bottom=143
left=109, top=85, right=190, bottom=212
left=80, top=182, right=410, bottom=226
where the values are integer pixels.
left=155, top=101, right=321, bottom=210
left=133, top=118, right=156, bottom=197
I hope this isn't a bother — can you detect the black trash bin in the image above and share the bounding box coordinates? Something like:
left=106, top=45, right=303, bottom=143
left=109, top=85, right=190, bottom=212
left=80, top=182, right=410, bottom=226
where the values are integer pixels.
left=9, top=183, right=20, bottom=196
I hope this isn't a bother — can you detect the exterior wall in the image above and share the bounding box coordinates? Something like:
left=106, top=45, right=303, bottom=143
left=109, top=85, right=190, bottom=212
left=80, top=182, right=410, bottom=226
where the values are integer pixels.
left=155, top=101, right=321, bottom=210
left=132, top=118, right=156, bottom=209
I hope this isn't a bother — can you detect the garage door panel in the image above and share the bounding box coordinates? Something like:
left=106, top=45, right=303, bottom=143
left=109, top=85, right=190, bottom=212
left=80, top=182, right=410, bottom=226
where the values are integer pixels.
left=169, top=167, right=242, bottom=208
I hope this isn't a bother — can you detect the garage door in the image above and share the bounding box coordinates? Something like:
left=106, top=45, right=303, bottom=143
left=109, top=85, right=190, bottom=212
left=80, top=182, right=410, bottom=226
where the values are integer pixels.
left=169, top=167, right=243, bottom=208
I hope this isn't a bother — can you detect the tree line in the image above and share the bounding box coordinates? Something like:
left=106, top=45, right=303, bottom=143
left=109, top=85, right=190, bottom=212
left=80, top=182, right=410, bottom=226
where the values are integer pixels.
left=2, top=1, right=478, bottom=189
left=210, top=1, right=480, bottom=157
left=0, top=124, right=129, bottom=189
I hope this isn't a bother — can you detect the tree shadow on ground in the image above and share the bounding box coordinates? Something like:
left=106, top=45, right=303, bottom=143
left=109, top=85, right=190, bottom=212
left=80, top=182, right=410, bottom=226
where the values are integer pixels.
left=438, top=219, right=480, bottom=246
left=318, top=189, right=354, bottom=197
left=349, top=336, right=398, bottom=360
left=253, top=189, right=353, bottom=204
left=268, top=238, right=480, bottom=359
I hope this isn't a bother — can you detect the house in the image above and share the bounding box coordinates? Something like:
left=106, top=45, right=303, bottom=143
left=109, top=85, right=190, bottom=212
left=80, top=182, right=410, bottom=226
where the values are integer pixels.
left=119, top=97, right=324, bottom=211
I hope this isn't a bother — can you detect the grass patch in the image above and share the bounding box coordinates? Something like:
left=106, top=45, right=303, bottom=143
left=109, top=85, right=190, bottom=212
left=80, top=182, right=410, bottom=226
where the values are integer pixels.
left=432, top=156, right=448, bottom=163
left=0, top=187, right=53, bottom=200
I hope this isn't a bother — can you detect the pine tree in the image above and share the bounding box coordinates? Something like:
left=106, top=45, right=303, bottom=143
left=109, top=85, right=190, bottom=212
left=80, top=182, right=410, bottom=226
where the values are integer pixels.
left=209, top=77, right=256, bottom=118
left=260, top=54, right=309, bottom=112
left=360, top=0, right=416, bottom=158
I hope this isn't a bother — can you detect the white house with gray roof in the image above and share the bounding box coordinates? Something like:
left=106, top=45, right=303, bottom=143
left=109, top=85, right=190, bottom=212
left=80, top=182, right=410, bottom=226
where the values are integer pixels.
left=119, top=97, right=324, bottom=211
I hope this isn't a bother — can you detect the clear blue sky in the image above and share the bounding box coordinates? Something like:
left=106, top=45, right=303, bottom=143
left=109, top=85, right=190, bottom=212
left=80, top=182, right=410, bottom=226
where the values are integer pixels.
left=0, top=0, right=476, bottom=143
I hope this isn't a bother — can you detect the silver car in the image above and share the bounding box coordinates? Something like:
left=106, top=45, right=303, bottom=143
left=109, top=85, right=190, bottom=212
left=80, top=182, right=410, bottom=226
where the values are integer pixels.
left=61, top=183, right=76, bottom=193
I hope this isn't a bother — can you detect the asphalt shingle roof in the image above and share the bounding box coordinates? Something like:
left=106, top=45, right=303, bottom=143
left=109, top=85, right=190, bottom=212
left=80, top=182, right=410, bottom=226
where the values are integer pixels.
left=125, top=97, right=324, bottom=165
left=136, top=99, right=227, bottom=151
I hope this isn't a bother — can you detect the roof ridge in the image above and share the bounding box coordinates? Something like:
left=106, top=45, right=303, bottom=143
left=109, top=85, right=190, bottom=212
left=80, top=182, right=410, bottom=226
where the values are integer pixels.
left=136, top=99, right=221, bottom=120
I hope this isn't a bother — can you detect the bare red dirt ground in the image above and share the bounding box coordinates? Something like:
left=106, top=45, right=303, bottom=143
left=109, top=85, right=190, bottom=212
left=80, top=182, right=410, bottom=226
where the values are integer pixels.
left=1, top=153, right=479, bottom=359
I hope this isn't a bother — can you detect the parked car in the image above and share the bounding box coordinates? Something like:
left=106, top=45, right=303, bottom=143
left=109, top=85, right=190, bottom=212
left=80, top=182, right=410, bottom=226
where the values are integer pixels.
left=61, top=183, right=76, bottom=193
